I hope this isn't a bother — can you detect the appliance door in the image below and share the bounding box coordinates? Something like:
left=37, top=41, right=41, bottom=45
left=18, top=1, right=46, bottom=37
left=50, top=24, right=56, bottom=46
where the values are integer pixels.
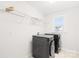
left=49, top=40, right=55, bottom=57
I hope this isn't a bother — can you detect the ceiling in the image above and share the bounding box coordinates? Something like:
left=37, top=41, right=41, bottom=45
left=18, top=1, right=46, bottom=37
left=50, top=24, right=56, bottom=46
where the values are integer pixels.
left=26, top=1, right=79, bottom=16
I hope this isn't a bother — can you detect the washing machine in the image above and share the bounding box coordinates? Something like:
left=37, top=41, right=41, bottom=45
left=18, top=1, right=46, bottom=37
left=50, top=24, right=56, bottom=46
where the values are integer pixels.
left=45, top=33, right=61, bottom=54
left=32, top=35, right=55, bottom=58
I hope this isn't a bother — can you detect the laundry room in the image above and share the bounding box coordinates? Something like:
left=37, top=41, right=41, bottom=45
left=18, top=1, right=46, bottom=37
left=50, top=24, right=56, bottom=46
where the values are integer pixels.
left=0, top=0, right=79, bottom=58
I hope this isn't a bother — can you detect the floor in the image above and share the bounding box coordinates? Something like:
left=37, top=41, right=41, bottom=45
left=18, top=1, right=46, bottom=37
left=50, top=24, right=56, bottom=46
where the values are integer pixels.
left=54, top=50, right=79, bottom=58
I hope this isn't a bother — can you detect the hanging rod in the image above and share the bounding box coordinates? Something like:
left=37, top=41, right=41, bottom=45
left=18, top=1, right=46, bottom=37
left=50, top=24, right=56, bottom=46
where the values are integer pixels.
left=0, top=8, right=41, bottom=21
left=11, top=10, right=41, bottom=21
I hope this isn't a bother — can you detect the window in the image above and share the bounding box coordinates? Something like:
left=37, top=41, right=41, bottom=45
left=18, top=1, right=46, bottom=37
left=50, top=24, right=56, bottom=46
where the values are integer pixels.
left=53, top=16, right=64, bottom=31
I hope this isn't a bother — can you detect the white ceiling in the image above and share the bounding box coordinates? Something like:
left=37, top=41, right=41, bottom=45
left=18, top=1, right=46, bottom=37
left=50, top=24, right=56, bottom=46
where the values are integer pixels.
left=26, top=1, right=79, bottom=16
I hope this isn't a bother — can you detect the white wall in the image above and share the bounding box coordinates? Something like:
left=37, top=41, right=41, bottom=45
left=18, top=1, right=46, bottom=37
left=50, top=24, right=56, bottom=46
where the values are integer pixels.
left=45, top=7, right=79, bottom=52
left=0, top=1, right=44, bottom=58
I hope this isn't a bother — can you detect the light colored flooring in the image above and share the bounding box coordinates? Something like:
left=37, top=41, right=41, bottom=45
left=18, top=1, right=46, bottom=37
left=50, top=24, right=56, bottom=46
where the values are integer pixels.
left=54, top=50, right=79, bottom=58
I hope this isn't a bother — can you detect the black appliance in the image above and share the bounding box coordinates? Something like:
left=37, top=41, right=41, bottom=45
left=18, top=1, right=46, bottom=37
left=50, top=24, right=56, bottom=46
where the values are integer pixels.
left=45, top=33, right=60, bottom=54
left=32, top=35, right=55, bottom=58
